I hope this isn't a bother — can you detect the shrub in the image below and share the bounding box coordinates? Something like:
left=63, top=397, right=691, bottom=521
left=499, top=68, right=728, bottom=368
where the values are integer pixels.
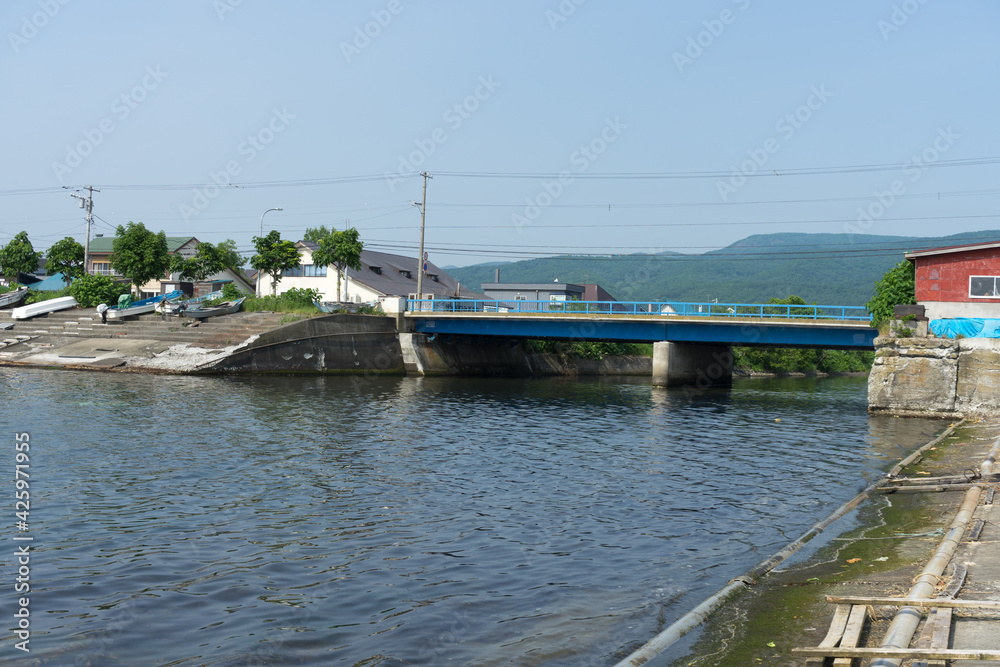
left=282, top=287, right=322, bottom=307
left=221, top=282, right=248, bottom=301
left=866, top=260, right=915, bottom=327
left=69, top=274, right=130, bottom=308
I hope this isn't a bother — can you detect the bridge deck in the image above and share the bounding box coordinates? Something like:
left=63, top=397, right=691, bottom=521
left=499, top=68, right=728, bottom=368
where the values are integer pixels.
left=407, top=310, right=877, bottom=349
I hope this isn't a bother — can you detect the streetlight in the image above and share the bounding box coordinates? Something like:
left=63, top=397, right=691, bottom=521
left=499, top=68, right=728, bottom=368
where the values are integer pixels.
left=255, top=207, right=283, bottom=297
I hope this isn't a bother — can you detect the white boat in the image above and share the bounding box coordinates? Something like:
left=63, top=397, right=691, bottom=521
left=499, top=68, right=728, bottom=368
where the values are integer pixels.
left=11, top=296, right=79, bottom=320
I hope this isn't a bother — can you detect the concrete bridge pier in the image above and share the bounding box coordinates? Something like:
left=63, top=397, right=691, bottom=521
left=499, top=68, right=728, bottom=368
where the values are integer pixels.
left=652, top=341, right=733, bottom=388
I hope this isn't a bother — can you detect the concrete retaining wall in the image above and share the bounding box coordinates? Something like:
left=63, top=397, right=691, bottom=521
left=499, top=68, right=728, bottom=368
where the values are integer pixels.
left=869, top=336, right=1000, bottom=417
left=206, top=316, right=653, bottom=378
left=207, top=314, right=406, bottom=374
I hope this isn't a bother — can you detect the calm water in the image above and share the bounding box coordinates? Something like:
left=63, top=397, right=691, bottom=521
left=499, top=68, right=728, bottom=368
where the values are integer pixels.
left=0, top=370, right=943, bottom=666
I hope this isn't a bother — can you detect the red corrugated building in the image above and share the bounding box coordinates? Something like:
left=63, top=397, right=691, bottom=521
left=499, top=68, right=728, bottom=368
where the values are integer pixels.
left=905, top=241, right=1000, bottom=319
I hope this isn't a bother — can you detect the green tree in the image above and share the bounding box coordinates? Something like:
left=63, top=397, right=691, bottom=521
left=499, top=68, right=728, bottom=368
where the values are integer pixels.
left=866, top=260, right=915, bottom=327
left=110, top=222, right=171, bottom=297
left=45, top=237, right=86, bottom=285
left=69, top=274, right=130, bottom=308
left=250, top=230, right=301, bottom=296
left=303, top=226, right=332, bottom=244
left=171, top=239, right=245, bottom=282
left=311, top=227, right=364, bottom=302
left=0, top=231, right=42, bottom=279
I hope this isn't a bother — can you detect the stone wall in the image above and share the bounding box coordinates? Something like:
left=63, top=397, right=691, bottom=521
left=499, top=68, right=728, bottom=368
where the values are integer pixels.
left=869, top=336, right=1000, bottom=417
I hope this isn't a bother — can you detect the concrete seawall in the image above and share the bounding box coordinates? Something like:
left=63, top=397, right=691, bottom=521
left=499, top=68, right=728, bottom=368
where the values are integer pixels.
left=869, top=335, right=1000, bottom=417
left=0, top=310, right=652, bottom=378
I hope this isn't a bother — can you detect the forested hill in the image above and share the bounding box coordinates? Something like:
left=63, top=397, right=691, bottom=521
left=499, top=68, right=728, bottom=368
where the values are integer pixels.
left=448, top=231, right=1000, bottom=306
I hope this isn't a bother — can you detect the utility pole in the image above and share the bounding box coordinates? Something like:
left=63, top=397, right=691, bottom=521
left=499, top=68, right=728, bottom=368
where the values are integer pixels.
left=69, top=186, right=99, bottom=275
left=415, top=171, right=432, bottom=306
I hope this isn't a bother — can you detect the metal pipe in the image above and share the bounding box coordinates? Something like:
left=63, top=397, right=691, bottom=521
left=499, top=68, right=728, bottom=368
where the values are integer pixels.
left=871, top=432, right=999, bottom=666
left=613, top=420, right=964, bottom=667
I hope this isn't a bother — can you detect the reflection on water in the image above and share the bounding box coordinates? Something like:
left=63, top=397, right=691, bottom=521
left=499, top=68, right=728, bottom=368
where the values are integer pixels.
left=0, top=370, right=943, bottom=666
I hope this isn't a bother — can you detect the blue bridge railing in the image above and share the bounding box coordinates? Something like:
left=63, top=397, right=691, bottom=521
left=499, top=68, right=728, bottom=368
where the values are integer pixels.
left=407, top=299, right=870, bottom=322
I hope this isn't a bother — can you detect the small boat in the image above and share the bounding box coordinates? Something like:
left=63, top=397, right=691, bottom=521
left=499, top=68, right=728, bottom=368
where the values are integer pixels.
left=182, top=297, right=245, bottom=319
left=107, top=290, right=184, bottom=320
left=0, top=286, right=30, bottom=309
left=12, top=296, right=79, bottom=320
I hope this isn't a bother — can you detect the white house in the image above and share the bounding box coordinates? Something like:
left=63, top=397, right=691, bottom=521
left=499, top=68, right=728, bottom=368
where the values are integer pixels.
left=276, top=243, right=480, bottom=304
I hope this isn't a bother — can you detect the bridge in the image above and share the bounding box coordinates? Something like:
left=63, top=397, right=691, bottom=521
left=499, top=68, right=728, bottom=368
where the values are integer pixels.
left=403, top=298, right=876, bottom=387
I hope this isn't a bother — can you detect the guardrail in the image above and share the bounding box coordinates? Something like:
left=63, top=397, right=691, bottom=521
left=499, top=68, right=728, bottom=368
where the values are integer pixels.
left=406, top=299, right=870, bottom=321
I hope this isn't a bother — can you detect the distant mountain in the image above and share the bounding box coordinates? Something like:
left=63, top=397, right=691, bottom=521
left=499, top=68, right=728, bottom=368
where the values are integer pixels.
left=449, top=230, right=1000, bottom=306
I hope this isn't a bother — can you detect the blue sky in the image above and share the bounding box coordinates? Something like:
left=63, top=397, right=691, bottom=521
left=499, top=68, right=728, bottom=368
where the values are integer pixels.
left=2, top=0, right=998, bottom=266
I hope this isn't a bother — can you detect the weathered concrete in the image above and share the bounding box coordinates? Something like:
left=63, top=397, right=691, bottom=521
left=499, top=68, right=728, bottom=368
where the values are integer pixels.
left=651, top=341, right=733, bottom=387
left=870, top=336, right=1000, bottom=417
left=207, top=314, right=405, bottom=374
left=869, top=337, right=960, bottom=417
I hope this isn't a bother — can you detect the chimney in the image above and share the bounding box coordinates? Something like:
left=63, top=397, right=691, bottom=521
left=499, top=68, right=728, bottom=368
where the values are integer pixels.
left=495, top=268, right=500, bottom=283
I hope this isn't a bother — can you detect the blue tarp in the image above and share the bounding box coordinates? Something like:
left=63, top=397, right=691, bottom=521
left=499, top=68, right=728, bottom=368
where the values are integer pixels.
left=930, top=318, right=1000, bottom=339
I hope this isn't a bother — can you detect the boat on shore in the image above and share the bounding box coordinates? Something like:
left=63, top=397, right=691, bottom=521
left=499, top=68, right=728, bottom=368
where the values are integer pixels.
left=0, top=286, right=30, bottom=309
left=107, top=290, right=183, bottom=320
left=182, top=297, right=245, bottom=320
left=12, top=296, right=79, bottom=320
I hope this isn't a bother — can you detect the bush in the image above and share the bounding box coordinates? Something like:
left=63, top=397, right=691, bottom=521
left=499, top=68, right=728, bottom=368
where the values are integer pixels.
left=282, top=287, right=322, bottom=307
left=243, top=291, right=322, bottom=315
left=221, top=282, right=248, bottom=301
left=69, top=274, right=130, bottom=308
left=524, top=340, right=652, bottom=360
left=866, top=260, right=915, bottom=327
left=732, top=347, right=874, bottom=373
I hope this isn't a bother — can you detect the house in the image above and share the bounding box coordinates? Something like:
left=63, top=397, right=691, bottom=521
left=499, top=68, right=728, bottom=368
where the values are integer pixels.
left=88, top=235, right=253, bottom=298
left=906, top=241, right=1000, bottom=320
left=480, top=281, right=586, bottom=305
left=479, top=281, right=629, bottom=312
left=276, top=243, right=482, bottom=303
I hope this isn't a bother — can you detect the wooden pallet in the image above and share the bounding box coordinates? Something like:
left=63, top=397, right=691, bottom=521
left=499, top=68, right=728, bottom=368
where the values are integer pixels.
left=794, top=564, right=1000, bottom=665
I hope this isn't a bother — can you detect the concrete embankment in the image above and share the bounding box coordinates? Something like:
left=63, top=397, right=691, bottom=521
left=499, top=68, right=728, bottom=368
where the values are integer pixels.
left=870, top=335, right=1000, bottom=417
left=0, top=309, right=651, bottom=377
left=661, top=418, right=1000, bottom=666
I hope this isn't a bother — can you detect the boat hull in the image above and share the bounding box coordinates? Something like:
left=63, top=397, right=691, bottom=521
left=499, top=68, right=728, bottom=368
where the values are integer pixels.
left=183, top=298, right=245, bottom=319
left=12, top=296, right=79, bottom=320
left=0, top=286, right=30, bottom=309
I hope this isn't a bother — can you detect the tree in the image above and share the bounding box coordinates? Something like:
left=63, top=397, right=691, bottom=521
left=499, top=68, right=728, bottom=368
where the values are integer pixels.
left=0, top=231, right=42, bottom=280
left=303, top=226, right=332, bottom=244
left=171, top=239, right=245, bottom=282
left=250, top=230, right=300, bottom=296
left=45, top=237, right=86, bottom=286
left=311, top=227, right=364, bottom=302
left=110, top=222, right=171, bottom=297
left=69, top=274, right=130, bottom=308
left=866, top=260, right=915, bottom=327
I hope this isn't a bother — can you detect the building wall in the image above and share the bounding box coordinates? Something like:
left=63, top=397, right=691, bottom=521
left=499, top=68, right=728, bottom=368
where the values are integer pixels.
left=276, top=248, right=378, bottom=302
left=915, top=250, right=1000, bottom=319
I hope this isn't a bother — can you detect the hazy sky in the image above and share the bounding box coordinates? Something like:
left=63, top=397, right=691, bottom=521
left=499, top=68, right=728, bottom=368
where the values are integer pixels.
left=2, top=1, right=998, bottom=266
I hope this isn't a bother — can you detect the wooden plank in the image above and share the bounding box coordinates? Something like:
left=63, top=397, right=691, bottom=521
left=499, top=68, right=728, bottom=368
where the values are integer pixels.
left=942, top=562, right=969, bottom=598
left=825, top=595, right=1000, bottom=610
left=968, top=518, right=985, bottom=541
left=805, top=604, right=851, bottom=666
left=918, top=563, right=966, bottom=667
left=927, top=607, right=953, bottom=667
left=832, top=605, right=867, bottom=667
left=793, top=647, right=1000, bottom=659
